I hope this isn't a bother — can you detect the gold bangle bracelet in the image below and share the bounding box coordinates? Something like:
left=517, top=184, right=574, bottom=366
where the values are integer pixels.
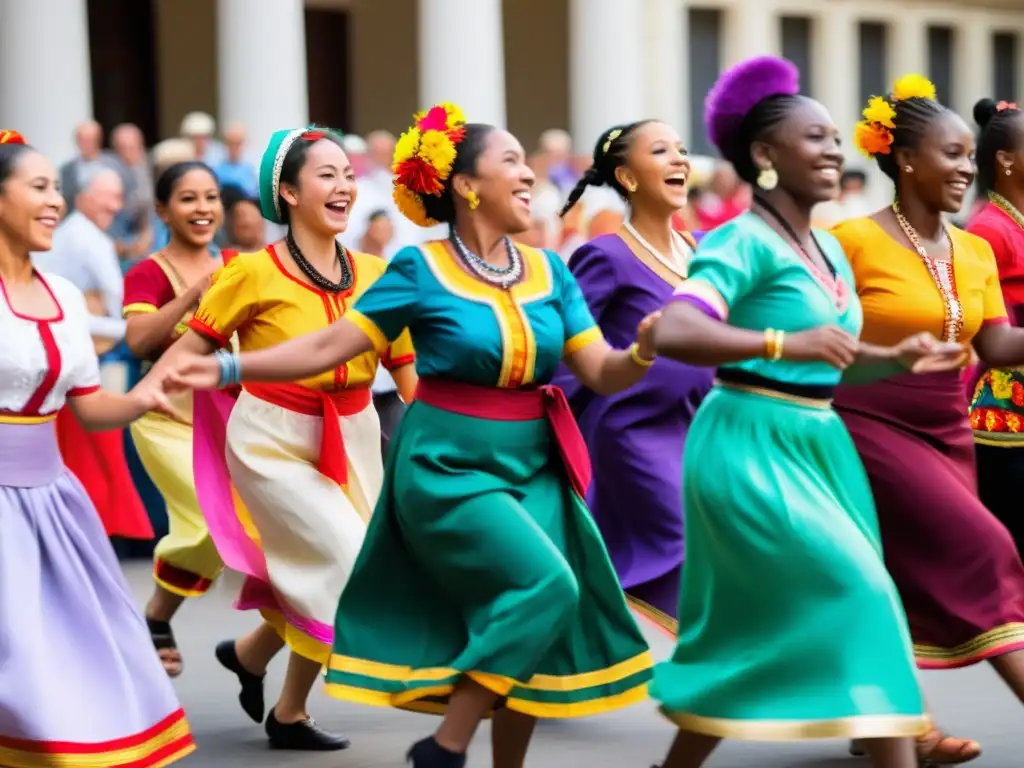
left=763, top=328, right=777, bottom=360
left=772, top=329, right=785, bottom=361
left=629, top=342, right=655, bottom=368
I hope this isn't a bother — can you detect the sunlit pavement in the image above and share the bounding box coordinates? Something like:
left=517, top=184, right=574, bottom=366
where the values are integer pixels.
left=122, top=562, right=1018, bottom=767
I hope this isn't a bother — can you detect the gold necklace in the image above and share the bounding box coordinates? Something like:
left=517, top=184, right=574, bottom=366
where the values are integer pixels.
left=891, top=202, right=963, bottom=342
left=989, top=191, right=1024, bottom=231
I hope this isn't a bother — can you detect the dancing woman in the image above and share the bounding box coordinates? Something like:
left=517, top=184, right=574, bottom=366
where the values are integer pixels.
left=154, top=103, right=654, bottom=768
left=0, top=130, right=195, bottom=766
left=554, top=119, right=711, bottom=628
left=123, top=161, right=225, bottom=677
left=648, top=58, right=962, bottom=768
left=158, top=127, right=415, bottom=749
left=966, top=98, right=1024, bottom=555
left=834, top=75, right=1024, bottom=763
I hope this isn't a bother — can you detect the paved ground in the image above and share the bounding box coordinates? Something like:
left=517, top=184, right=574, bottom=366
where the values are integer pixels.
left=125, top=563, right=1021, bottom=767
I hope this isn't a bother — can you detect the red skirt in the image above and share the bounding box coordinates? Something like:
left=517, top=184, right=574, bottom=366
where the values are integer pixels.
left=56, top=407, right=154, bottom=540
left=835, top=371, right=1024, bottom=668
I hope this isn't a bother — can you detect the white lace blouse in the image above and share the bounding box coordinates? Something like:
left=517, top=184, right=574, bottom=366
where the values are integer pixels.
left=0, top=272, right=101, bottom=415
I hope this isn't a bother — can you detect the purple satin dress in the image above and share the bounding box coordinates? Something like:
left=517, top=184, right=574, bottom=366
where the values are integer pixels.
left=554, top=233, right=712, bottom=626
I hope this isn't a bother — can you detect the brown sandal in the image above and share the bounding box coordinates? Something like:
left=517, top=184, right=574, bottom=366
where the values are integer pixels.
left=915, top=729, right=981, bottom=765
left=148, top=617, right=183, bottom=678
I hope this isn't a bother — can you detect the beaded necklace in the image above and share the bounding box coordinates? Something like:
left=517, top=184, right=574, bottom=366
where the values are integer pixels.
left=891, top=202, right=962, bottom=342
left=449, top=227, right=524, bottom=289
left=623, top=219, right=689, bottom=279
left=989, top=191, right=1024, bottom=231
left=286, top=231, right=352, bottom=293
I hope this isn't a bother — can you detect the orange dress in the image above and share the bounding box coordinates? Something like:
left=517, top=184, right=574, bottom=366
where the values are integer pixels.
left=831, top=216, right=1024, bottom=669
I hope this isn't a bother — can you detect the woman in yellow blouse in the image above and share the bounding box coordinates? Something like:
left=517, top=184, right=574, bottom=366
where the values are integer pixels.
left=835, top=75, right=1024, bottom=764
left=149, top=127, right=415, bottom=752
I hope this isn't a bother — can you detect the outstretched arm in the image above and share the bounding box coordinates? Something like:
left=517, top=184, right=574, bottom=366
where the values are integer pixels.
left=654, top=300, right=765, bottom=365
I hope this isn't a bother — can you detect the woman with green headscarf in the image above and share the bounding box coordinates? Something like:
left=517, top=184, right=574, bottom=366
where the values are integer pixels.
left=145, top=127, right=416, bottom=751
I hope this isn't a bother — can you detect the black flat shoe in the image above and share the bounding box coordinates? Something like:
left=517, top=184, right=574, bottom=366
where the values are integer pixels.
left=265, top=709, right=350, bottom=751
left=215, top=640, right=265, bottom=723
left=406, top=737, right=467, bottom=767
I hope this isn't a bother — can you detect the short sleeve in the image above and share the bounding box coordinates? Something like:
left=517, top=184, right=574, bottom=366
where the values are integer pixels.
left=550, top=250, right=602, bottom=356
left=188, top=256, right=258, bottom=347
left=566, top=241, right=619, bottom=327
left=969, top=217, right=1013, bottom=272
left=381, top=329, right=416, bottom=370
left=348, top=246, right=422, bottom=354
left=61, top=285, right=102, bottom=396
left=977, top=239, right=1009, bottom=326
left=671, top=220, right=762, bottom=319
left=123, top=258, right=175, bottom=316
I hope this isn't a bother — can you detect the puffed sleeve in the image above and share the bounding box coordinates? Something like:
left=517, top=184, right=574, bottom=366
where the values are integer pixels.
left=566, top=240, right=619, bottom=327
left=381, top=329, right=416, bottom=370
left=671, top=219, right=762, bottom=320
left=123, top=258, right=175, bottom=316
left=976, top=238, right=1009, bottom=328
left=188, top=256, right=259, bottom=347
left=347, top=246, right=422, bottom=355
left=549, top=250, right=603, bottom=357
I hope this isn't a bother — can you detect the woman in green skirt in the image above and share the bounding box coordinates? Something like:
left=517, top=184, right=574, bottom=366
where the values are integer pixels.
left=649, top=57, right=965, bottom=768
left=152, top=103, right=656, bottom=768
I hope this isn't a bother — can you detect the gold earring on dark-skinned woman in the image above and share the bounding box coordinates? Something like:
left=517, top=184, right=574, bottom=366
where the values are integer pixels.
left=465, top=191, right=480, bottom=211
left=756, top=165, right=778, bottom=191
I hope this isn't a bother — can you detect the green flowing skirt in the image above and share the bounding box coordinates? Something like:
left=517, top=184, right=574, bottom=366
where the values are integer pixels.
left=324, top=400, right=653, bottom=718
left=651, top=386, right=927, bottom=740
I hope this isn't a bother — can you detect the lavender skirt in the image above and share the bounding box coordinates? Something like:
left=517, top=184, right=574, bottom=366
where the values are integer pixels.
left=0, top=421, right=194, bottom=767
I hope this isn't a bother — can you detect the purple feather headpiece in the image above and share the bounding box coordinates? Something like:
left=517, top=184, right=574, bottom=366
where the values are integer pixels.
left=704, top=56, right=800, bottom=155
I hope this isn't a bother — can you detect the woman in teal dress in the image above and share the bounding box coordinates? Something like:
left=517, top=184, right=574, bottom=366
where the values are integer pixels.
left=649, top=57, right=965, bottom=768
left=152, top=104, right=656, bottom=768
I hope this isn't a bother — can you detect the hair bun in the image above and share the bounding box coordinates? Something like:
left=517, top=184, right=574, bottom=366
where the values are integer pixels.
left=0, top=130, right=26, bottom=146
left=974, top=98, right=999, bottom=130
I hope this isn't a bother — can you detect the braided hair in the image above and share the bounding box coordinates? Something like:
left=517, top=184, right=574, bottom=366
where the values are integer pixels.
left=724, top=94, right=804, bottom=186
left=974, top=97, right=1024, bottom=194
left=559, top=120, right=656, bottom=217
left=875, top=96, right=949, bottom=183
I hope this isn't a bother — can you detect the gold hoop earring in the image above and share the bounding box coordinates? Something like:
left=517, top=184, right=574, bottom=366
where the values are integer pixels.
left=757, top=166, right=778, bottom=191
left=466, top=191, right=480, bottom=211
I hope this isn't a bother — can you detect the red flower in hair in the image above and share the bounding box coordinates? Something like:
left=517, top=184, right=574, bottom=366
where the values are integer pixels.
left=0, top=129, right=26, bottom=145
left=300, top=130, right=327, bottom=141
left=394, top=157, right=444, bottom=196
left=998, top=101, right=1020, bottom=112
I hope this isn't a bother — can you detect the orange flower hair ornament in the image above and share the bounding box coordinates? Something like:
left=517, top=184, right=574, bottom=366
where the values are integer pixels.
left=998, top=101, right=1020, bottom=112
left=391, top=102, right=467, bottom=227
left=0, top=130, right=26, bottom=146
left=853, top=74, right=937, bottom=159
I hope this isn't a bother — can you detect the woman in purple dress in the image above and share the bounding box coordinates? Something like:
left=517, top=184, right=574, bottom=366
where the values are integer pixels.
left=554, top=120, right=713, bottom=628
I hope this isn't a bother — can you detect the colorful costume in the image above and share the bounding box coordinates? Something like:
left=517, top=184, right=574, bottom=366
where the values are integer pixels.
left=323, top=240, right=652, bottom=716
left=832, top=216, right=1024, bottom=668
left=123, top=253, right=223, bottom=596
left=968, top=200, right=1024, bottom=555
left=0, top=272, right=194, bottom=766
left=554, top=233, right=712, bottom=627
left=654, top=214, right=926, bottom=739
left=189, top=246, right=413, bottom=661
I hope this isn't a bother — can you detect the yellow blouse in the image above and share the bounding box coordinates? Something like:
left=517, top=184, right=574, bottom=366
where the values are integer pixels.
left=189, top=246, right=414, bottom=392
left=831, top=217, right=1007, bottom=347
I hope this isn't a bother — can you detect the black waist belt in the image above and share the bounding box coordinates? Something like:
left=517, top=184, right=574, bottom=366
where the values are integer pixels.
left=716, top=367, right=835, bottom=400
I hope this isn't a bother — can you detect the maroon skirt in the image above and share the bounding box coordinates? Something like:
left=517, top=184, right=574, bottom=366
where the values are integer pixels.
left=835, top=370, right=1024, bottom=669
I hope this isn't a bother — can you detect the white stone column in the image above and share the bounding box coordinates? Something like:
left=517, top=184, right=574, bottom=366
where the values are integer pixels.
left=569, top=0, right=644, bottom=153
left=955, top=17, right=992, bottom=116
left=724, top=0, right=778, bottom=68
left=889, top=11, right=928, bottom=85
left=218, top=0, right=309, bottom=155
left=813, top=2, right=858, bottom=160
left=643, top=0, right=688, bottom=141
left=0, top=0, right=93, bottom=165
left=418, top=0, right=506, bottom=127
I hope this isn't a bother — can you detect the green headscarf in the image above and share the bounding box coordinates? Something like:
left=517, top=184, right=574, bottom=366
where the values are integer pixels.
left=258, top=126, right=344, bottom=224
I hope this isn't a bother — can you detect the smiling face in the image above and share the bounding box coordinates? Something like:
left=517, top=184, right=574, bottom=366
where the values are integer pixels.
left=279, top=139, right=357, bottom=236
left=453, top=129, right=535, bottom=234
left=159, top=168, right=223, bottom=248
left=754, top=97, right=844, bottom=205
left=898, top=111, right=975, bottom=213
left=617, top=121, right=691, bottom=214
left=0, top=149, right=65, bottom=252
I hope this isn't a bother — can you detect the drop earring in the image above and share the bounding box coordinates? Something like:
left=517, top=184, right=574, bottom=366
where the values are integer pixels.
left=1006, top=166, right=1014, bottom=176
left=466, top=191, right=480, bottom=211
left=904, top=165, right=914, bottom=174
left=757, top=165, right=778, bottom=191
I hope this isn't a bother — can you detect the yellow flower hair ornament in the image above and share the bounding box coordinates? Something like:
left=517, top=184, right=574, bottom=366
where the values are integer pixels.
left=391, top=102, right=467, bottom=227
left=891, top=74, right=937, bottom=103
left=853, top=96, right=896, bottom=158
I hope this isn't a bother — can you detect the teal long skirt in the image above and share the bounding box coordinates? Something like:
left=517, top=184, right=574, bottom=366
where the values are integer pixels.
left=651, top=386, right=928, bottom=740
left=324, top=401, right=653, bottom=717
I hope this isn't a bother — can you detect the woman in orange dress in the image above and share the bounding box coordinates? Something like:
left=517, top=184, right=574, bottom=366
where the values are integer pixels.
left=834, top=75, right=1024, bottom=764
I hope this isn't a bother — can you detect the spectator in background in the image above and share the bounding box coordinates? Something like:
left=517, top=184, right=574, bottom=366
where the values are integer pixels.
left=364, top=130, right=396, bottom=200
left=223, top=194, right=266, bottom=252
left=59, top=121, right=125, bottom=214
left=214, top=123, right=258, bottom=198
left=527, top=150, right=563, bottom=251
left=180, top=111, right=227, bottom=166
left=539, top=128, right=578, bottom=194
left=691, top=160, right=749, bottom=230
left=358, top=209, right=395, bottom=259
left=813, top=169, right=872, bottom=227
left=110, top=122, right=155, bottom=261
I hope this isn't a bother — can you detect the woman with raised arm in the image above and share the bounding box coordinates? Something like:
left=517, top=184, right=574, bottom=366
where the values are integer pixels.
left=155, top=103, right=654, bottom=768
left=0, top=130, right=195, bottom=766
left=122, top=161, right=226, bottom=677
left=647, top=58, right=963, bottom=768
left=153, top=126, right=415, bottom=750
left=835, top=75, right=1024, bottom=764
left=553, top=119, right=710, bottom=630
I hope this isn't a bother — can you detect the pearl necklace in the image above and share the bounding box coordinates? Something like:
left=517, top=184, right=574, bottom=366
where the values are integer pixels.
left=450, top=228, right=523, bottom=289
left=990, top=192, right=1024, bottom=231
left=892, top=202, right=962, bottom=342
left=623, top=219, right=690, bottom=279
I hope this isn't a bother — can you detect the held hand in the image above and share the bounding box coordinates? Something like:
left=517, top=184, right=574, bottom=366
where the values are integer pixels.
left=127, top=380, right=175, bottom=420
left=635, top=311, right=661, bottom=362
left=165, top=353, right=222, bottom=391
left=894, top=332, right=969, bottom=373
left=781, top=326, right=859, bottom=369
